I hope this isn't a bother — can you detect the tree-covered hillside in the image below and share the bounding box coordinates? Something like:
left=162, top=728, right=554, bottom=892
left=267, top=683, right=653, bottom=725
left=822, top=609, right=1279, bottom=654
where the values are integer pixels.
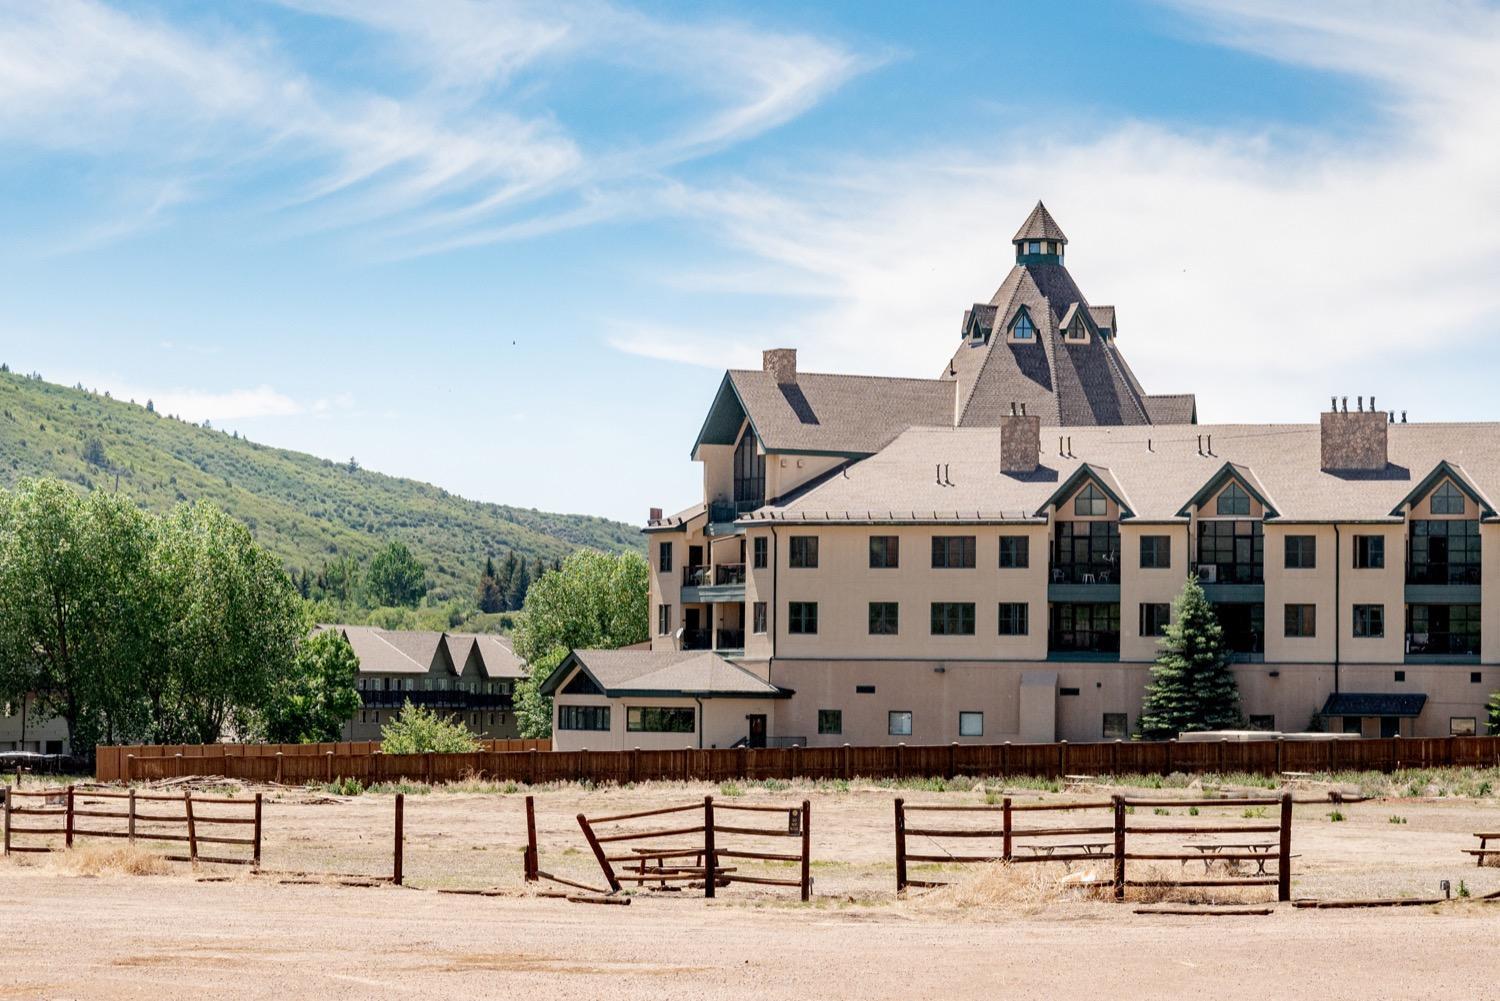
left=0, top=369, right=641, bottom=602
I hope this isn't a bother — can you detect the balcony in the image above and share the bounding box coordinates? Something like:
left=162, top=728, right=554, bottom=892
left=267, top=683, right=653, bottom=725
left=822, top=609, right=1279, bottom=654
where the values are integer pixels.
left=360, top=689, right=514, bottom=711
left=1048, top=560, right=1120, bottom=602
left=682, top=564, right=711, bottom=588
left=707, top=499, right=761, bottom=536
left=1405, top=561, right=1481, bottom=606
left=1406, top=631, right=1480, bottom=657
left=715, top=628, right=745, bottom=652
left=1048, top=602, right=1120, bottom=661
left=684, top=562, right=746, bottom=602
left=715, top=563, right=746, bottom=585
left=682, top=628, right=712, bottom=651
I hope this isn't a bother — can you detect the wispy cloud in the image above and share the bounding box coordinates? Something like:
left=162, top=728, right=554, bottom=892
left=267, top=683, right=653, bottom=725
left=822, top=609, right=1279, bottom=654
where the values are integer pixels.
left=0, top=0, right=868, bottom=256
left=619, top=1, right=1500, bottom=422
left=64, top=371, right=310, bottom=422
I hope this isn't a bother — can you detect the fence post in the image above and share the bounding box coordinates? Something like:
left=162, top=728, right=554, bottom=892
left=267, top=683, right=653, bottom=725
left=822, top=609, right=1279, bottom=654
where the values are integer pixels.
left=1165, top=739, right=1175, bottom=774
left=65, top=785, right=75, bottom=849
left=1275, top=736, right=1285, bottom=776
left=629, top=748, right=639, bottom=785
left=894, top=797, right=908, bottom=892
left=1002, top=797, right=1013, bottom=862
left=393, top=792, right=404, bottom=885
left=1058, top=740, right=1067, bottom=777
left=125, top=754, right=134, bottom=783
left=528, top=748, right=538, bottom=786
left=895, top=743, right=905, bottom=780
left=425, top=751, right=435, bottom=785
left=3, top=781, right=11, bottom=856
left=791, top=743, right=801, bottom=781
left=1112, top=795, right=1125, bottom=902
left=184, top=790, right=198, bottom=863
left=576, top=812, right=619, bottom=893
left=252, top=792, right=263, bottom=868
left=326, top=751, right=334, bottom=783
left=843, top=743, right=852, bottom=781
left=524, top=795, right=539, bottom=882
left=1278, top=792, right=1292, bottom=902
left=703, top=795, right=717, bottom=899
left=800, top=799, right=812, bottom=902
left=128, top=789, right=136, bottom=843
left=948, top=742, right=958, bottom=779
left=274, top=752, right=284, bottom=785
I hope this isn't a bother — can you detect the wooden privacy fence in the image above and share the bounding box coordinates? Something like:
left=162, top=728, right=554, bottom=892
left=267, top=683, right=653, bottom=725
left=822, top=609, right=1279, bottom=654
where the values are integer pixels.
left=571, top=796, right=813, bottom=901
left=3, top=785, right=262, bottom=866
left=894, top=794, right=1294, bottom=902
left=97, top=734, right=1500, bottom=787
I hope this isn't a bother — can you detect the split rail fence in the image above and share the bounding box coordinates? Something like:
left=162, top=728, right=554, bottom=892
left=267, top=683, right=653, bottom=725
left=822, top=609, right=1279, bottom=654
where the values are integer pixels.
left=3, top=785, right=262, bottom=866
left=556, top=795, right=813, bottom=900
left=97, top=734, right=1500, bottom=787
left=895, top=793, right=1295, bottom=902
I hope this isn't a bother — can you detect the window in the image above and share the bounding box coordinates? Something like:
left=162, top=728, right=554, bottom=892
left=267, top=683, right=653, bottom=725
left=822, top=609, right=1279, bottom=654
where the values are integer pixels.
left=1197, top=519, right=1264, bottom=584
left=558, top=705, right=610, bottom=731
left=888, top=711, right=913, bottom=737
left=657, top=604, right=672, bottom=636
left=818, top=709, right=842, bottom=735
left=998, top=602, right=1029, bottom=636
left=1140, top=602, right=1171, bottom=637
left=1216, top=481, right=1251, bottom=516
left=855, top=684, right=876, bottom=694
left=1284, top=535, right=1317, bottom=569
left=869, top=535, right=899, bottom=568
left=1248, top=715, right=1276, bottom=731
left=1027, top=240, right=1041, bottom=254
left=932, top=535, right=977, bottom=568
left=1451, top=717, right=1477, bottom=736
left=1284, top=603, right=1316, bottom=638
left=1011, top=311, right=1035, bottom=340
left=789, top=536, right=819, bottom=568
left=1102, top=713, right=1129, bottom=740
left=1353, top=604, right=1384, bottom=638
left=627, top=707, right=695, bottom=733
left=1139, top=535, right=1171, bottom=569
left=959, top=712, right=984, bottom=737
left=1432, top=480, right=1466, bottom=515
left=868, top=602, right=899, bottom=635
left=753, top=602, right=768, bottom=634
left=1073, top=484, right=1107, bottom=517
left=753, top=536, right=768, bottom=569
left=1050, top=603, right=1121, bottom=653
left=788, top=601, right=818, bottom=634
left=1341, top=716, right=1363, bottom=735
left=1054, top=521, right=1120, bottom=582
left=1353, top=535, right=1385, bottom=569
left=1394, top=671, right=1406, bottom=682
left=931, top=602, right=976, bottom=635
left=1409, top=520, right=1481, bottom=585
left=733, top=431, right=765, bottom=511
left=999, top=535, right=1029, bottom=568
left=657, top=541, right=672, bottom=573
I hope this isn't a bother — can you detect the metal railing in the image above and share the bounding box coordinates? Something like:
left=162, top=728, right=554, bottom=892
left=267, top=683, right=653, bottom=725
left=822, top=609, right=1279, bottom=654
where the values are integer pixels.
left=359, top=690, right=514, bottom=710
left=682, top=628, right=712, bottom=651
left=682, top=565, right=711, bottom=587
left=1049, top=562, right=1118, bottom=585
left=714, top=563, right=746, bottom=586
left=716, top=628, right=745, bottom=650
left=1406, top=562, right=1482, bottom=586
left=1406, top=632, right=1481, bottom=656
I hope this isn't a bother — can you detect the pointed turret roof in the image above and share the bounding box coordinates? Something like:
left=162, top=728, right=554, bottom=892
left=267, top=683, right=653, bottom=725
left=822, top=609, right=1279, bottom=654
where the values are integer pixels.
left=1012, top=201, right=1068, bottom=244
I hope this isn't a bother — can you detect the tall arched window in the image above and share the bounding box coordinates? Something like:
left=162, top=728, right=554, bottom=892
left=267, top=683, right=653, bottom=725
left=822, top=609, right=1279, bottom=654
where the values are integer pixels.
left=1217, top=482, right=1251, bottom=516
left=733, top=431, right=765, bottom=512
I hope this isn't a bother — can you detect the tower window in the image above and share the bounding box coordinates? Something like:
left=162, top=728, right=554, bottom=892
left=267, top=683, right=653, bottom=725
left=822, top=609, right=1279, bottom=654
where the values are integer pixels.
left=1027, top=241, right=1041, bottom=254
left=1010, top=312, right=1035, bottom=341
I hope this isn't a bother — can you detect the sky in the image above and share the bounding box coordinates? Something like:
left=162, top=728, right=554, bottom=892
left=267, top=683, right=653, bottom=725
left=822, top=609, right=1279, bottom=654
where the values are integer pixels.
left=2, top=0, right=1499, bottom=525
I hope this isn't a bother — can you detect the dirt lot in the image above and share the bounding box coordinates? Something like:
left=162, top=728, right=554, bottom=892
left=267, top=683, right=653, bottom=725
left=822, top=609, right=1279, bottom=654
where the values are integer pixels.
left=4, top=774, right=1500, bottom=999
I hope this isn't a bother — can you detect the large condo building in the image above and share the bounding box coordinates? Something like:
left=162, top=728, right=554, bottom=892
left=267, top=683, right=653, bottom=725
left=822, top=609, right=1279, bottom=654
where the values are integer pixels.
left=547, top=204, right=1496, bottom=750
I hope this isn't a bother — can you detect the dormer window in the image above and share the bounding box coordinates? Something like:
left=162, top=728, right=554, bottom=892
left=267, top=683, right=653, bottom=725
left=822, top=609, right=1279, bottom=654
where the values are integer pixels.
left=1216, top=482, right=1251, bottom=516
left=1074, top=484, right=1107, bottom=517
left=1432, top=481, right=1466, bottom=515
left=1066, top=320, right=1088, bottom=342
left=1010, top=311, right=1035, bottom=341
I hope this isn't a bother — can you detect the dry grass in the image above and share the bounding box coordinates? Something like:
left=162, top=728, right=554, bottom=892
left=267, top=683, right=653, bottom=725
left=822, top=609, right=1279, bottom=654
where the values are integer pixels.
left=914, top=862, right=1111, bottom=911
left=57, top=843, right=173, bottom=877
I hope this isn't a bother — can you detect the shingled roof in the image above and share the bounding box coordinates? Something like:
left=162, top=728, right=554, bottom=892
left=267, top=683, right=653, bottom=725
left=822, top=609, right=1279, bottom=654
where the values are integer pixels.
left=1013, top=200, right=1068, bottom=243
left=748, top=421, right=1500, bottom=524
left=541, top=649, right=786, bottom=698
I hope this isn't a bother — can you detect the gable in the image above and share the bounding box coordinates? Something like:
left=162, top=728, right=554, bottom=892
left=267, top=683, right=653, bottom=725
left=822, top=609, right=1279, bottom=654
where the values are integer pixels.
left=1392, top=463, right=1493, bottom=520
left=1178, top=463, right=1279, bottom=519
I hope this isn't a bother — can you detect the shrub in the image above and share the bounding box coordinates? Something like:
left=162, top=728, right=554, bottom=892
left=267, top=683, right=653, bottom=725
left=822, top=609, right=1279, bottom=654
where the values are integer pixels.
left=379, top=700, right=481, bottom=755
left=1327, top=809, right=1345, bottom=822
left=1388, top=815, right=1407, bottom=824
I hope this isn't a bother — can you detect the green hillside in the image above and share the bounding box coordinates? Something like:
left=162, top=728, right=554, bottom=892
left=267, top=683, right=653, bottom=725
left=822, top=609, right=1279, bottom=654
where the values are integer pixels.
left=0, top=369, right=642, bottom=601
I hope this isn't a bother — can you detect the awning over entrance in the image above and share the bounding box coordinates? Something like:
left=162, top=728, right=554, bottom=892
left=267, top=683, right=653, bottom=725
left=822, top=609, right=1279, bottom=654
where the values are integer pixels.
left=1319, top=693, right=1428, bottom=718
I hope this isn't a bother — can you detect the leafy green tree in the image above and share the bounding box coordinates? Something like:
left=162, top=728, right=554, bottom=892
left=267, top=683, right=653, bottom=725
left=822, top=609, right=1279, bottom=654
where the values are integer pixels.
left=319, top=555, right=361, bottom=604
left=260, top=629, right=362, bottom=743
left=512, top=549, right=648, bottom=738
left=1137, top=576, right=1243, bottom=739
left=1487, top=692, right=1500, bottom=735
left=380, top=700, right=480, bottom=754
left=365, top=541, right=427, bottom=608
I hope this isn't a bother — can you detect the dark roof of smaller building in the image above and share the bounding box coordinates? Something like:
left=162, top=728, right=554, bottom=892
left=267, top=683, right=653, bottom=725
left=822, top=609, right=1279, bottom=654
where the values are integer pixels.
left=1013, top=201, right=1068, bottom=243
left=541, top=649, right=786, bottom=699
left=1320, top=693, right=1429, bottom=718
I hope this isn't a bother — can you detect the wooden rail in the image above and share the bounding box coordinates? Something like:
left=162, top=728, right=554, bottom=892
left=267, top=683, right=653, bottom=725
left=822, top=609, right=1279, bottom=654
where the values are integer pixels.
left=3, top=785, right=262, bottom=866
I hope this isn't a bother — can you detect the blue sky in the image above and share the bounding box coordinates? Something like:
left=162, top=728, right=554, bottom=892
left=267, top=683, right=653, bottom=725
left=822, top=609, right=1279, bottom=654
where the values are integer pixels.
left=2, top=1, right=1499, bottom=524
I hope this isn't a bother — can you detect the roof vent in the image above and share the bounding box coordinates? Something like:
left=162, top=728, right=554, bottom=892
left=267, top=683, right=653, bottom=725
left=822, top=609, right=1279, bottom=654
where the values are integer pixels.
left=763, top=348, right=797, bottom=385
left=1001, top=409, right=1040, bottom=474
left=1321, top=397, right=1388, bottom=472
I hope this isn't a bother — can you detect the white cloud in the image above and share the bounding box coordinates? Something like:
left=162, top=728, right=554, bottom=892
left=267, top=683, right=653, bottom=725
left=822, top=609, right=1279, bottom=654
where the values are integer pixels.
left=64, top=372, right=307, bottom=422
left=621, top=1, right=1500, bottom=421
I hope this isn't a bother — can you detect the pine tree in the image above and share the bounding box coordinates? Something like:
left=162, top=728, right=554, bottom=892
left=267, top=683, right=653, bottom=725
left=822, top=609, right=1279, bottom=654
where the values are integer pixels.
left=476, top=555, right=504, bottom=613
left=507, top=559, right=530, bottom=611
left=1137, top=576, right=1243, bottom=739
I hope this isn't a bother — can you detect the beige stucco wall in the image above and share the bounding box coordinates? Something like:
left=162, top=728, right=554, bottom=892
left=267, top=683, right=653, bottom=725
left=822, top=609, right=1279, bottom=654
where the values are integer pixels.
left=766, top=452, right=847, bottom=500
left=552, top=686, right=775, bottom=751
left=1119, top=523, right=1192, bottom=661
left=0, top=697, right=71, bottom=753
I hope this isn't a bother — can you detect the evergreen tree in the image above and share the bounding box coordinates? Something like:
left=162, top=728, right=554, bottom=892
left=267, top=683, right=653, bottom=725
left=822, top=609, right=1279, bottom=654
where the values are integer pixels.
left=507, top=559, right=530, bottom=611
left=1137, top=576, right=1243, bottom=739
left=476, top=555, right=504, bottom=613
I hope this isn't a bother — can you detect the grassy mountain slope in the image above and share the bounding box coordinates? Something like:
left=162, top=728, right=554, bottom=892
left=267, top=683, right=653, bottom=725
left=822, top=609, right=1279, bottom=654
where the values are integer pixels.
left=0, top=370, right=642, bottom=600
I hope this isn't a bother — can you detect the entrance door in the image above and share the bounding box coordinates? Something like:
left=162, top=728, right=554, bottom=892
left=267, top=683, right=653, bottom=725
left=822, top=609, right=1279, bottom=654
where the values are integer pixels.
left=746, top=714, right=767, bottom=748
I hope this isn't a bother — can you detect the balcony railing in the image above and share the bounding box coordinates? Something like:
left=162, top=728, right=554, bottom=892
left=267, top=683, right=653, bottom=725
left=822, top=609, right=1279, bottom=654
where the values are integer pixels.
left=1194, top=562, right=1264, bottom=585
left=360, top=690, right=514, bottom=710
left=1406, top=632, right=1480, bottom=656
left=1406, top=562, right=1482, bottom=586
left=1048, top=632, right=1120, bottom=654
left=715, top=563, right=746, bottom=586
left=682, top=564, right=711, bottom=587
left=716, top=628, right=745, bottom=650
left=1050, top=562, right=1117, bottom=585
left=682, top=628, right=712, bottom=651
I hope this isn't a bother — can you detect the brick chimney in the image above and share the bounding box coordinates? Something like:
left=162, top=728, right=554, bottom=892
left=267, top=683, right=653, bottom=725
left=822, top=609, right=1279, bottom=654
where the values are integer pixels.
left=1000, top=404, right=1041, bottom=474
left=648, top=507, right=663, bottom=524
left=1320, top=397, right=1388, bottom=472
left=763, top=348, right=797, bottom=385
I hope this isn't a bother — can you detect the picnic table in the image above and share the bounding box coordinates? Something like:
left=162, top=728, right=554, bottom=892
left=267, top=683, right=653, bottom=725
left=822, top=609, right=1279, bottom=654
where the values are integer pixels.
left=1018, top=842, right=1111, bottom=869
left=628, top=847, right=735, bottom=889
left=1465, top=832, right=1500, bottom=866
left=1182, top=843, right=1278, bottom=875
